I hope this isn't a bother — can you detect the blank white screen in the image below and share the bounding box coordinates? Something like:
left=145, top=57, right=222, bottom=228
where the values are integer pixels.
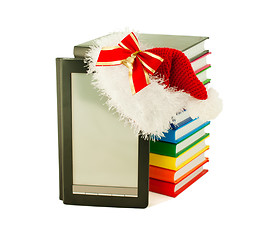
left=71, top=73, right=138, bottom=194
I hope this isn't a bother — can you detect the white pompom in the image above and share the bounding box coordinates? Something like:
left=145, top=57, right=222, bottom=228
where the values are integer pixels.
left=186, top=88, right=223, bottom=121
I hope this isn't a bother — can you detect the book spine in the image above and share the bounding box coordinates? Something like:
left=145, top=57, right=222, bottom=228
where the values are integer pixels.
left=149, top=153, right=177, bottom=170
left=56, top=58, right=64, bottom=200
left=73, top=46, right=88, bottom=58
left=149, top=178, right=176, bottom=197
left=150, top=140, right=176, bottom=157
left=158, top=129, right=176, bottom=142
left=149, top=165, right=176, bottom=183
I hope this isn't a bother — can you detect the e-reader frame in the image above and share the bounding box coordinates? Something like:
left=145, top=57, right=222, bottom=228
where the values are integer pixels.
left=56, top=58, right=149, bottom=208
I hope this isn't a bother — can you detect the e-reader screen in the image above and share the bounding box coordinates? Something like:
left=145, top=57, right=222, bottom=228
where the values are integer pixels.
left=71, top=73, right=138, bottom=197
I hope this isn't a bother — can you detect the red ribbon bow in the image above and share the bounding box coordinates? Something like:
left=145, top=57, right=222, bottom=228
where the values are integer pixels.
left=96, top=32, right=164, bottom=95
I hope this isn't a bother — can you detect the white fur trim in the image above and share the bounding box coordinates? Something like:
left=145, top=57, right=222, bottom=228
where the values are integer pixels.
left=85, top=32, right=221, bottom=139
left=186, top=88, right=223, bottom=121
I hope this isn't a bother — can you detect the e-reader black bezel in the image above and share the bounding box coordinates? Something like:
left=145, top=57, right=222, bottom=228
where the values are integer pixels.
left=56, top=58, right=149, bottom=208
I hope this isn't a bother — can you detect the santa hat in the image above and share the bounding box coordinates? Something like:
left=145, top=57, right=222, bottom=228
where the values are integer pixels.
left=147, top=47, right=222, bottom=120
left=85, top=32, right=222, bottom=139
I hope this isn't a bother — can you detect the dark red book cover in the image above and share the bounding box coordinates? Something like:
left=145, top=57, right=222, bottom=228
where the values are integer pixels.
left=149, top=168, right=208, bottom=197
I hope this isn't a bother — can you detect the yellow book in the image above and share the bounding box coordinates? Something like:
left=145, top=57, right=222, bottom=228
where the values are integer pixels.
left=150, top=139, right=209, bottom=170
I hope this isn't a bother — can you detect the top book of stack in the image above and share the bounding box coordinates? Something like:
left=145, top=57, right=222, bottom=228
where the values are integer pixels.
left=73, top=33, right=209, bottom=61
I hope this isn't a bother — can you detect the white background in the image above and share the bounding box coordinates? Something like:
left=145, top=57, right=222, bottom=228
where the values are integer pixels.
left=1, top=0, right=273, bottom=239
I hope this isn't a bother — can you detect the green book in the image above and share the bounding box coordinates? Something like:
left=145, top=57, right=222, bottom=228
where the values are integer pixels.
left=203, top=79, right=211, bottom=85
left=150, top=128, right=209, bottom=158
left=73, top=33, right=209, bottom=60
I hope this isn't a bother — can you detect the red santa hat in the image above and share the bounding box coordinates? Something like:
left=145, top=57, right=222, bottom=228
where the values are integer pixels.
left=85, top=32, right=222, bottom=139
left=148, top=48, right=208, bottom=99
left=147, top=47, right=222, bottom=121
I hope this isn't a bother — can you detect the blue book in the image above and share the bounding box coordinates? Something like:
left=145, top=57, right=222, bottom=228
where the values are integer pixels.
left=159, top=119, right=210, bottom=144
left=170, top=110, right=192, bottom=129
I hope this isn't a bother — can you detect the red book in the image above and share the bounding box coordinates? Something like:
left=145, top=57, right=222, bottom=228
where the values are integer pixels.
left=149, top=166, right=208, bottom=197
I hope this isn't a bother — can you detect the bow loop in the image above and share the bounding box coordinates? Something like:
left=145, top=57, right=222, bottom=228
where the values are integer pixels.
left=118, top=32, right=140, bottom=53
left=96, top=32, right=164, bottom=94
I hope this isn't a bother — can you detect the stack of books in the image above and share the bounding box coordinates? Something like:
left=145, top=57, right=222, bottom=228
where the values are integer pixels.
left=149, top=41, right=212, bottom=197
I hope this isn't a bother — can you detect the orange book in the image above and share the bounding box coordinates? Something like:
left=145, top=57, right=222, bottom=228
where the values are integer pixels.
left=149, top=166, right=208, bottom=197
left=149, top=156, right=209, bottom=183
